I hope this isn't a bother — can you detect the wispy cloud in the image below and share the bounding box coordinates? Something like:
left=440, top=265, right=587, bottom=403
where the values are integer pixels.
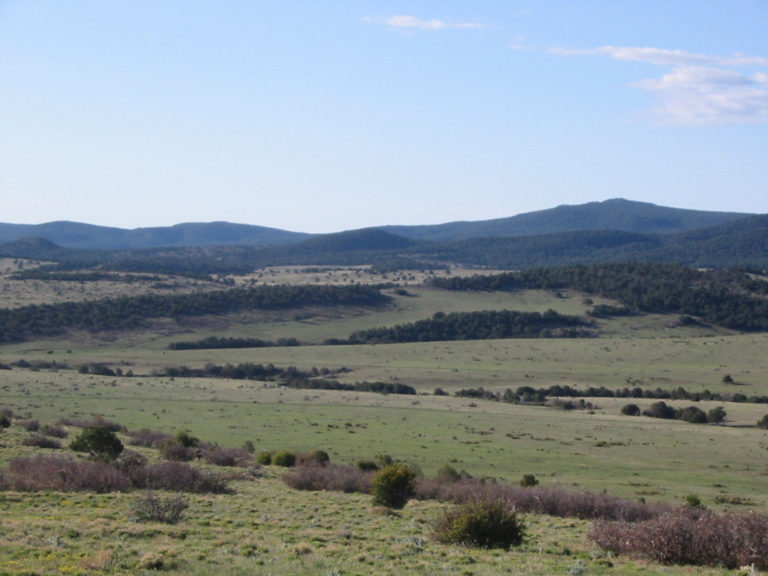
left=550, top=45, right=768, bottom=125
left=364, top=15, right=482, bottom=31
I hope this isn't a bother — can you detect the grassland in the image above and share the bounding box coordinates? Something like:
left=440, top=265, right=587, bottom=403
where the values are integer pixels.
left=2, top=264, right=768, bottom=574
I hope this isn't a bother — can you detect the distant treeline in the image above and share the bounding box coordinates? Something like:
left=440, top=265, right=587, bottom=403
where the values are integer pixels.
left=156, top=362, right=415, bottom=395
left=169, top=336, right=300, bottom=350
left=430, top=263, right=768, bottom=332
left=0, top=284, right=388, bottom=343
left=454, top=384, right=768, bottom=405
left=325, top=309, right=593, bottom=345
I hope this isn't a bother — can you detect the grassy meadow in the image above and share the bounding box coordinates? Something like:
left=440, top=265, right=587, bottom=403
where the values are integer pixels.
left=1, top=265, right=768, bottom=574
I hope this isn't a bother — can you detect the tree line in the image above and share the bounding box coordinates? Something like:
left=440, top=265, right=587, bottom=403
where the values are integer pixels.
left=0, top=284, right=388, bottom=343
left=325, top=309, right=593, bottom=345
left=430, top=263, right=768, bottom=332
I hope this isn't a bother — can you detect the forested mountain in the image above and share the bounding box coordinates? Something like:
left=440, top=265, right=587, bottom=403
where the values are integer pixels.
left=0, top=221, right=310, bottom=249
left=1, top=201, right=766, bottom=273
left=381, top=198, right=750, bottom=241
left=0, top=199, right=752, bottom=249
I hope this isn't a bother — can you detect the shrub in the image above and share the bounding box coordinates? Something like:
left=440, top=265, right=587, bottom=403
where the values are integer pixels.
left=256, top=451, right=273, bottom=465
left=174, top=430, right=199, bottom=448
left=143, top=461, right=227, bottom=493
left=17, top=419, right=39, bottom=431
left=435, top=465, right=462, bottom=483
left=679, top=406, right=708, bottom=424
left=356, top=459, right=379, bottom=472
left=283, top=463, right=373, bottom=493
left=201, top=445, right=249, bottom=467
left=131, top=491, right=189, bottom=524
left=70, top=426, right=124, bottom=461
left=590, top=507, right=768, bottom=569
left=433, top=497, right=525, bottom=549
left=707, top=406, right=726, bottom=424
left=642, top=401, right=676, bottom=419
left=620, top=403, right=641, bottom=416
left=297, top=450, right=330, bottom=466
left=127, top=428, right=172, bottom=448
left=41, top=424, right=68, bottom=438
left=372, top=463, right=416, bottom=509
left=757, top=414, right=768, bottom=429
left=0, top=414, right=10, bottom=428
left=161, top=441, right=197, bottom=462
left=272, top=450, right=296, bottom=467
left=520, top=474, right=539, bottom=487
left=22, top=435, right=62, bottom=449
left=7, top=456, right=130, bottom=492
left=242, top=440, right=255, bottom=453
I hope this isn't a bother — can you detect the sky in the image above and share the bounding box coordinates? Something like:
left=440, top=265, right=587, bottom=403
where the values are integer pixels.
left=1, top=1, right=767, bottom=233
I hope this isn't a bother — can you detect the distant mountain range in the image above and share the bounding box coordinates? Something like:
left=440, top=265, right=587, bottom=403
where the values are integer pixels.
left=0, top=199, right=751, bottom=250
left=1, top=199, right=766, bottom=271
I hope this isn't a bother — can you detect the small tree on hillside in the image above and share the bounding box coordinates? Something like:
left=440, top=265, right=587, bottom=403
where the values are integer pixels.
left=372, top=463, right=416, bottom=509
left=70, top=426, right=123, bottom=461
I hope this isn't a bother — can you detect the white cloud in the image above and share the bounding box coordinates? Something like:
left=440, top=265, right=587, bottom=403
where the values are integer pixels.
left=364, top=14, right=482, bottom=31
left=550, top=45, right=768, bottom=125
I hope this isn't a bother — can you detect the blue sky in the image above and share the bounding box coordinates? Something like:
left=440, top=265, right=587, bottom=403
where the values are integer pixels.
left=1, top=1, right=767, bottom=233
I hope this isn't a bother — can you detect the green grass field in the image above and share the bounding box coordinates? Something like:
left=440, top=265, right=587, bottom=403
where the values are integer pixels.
left=2, top=270, right=768, bottom=574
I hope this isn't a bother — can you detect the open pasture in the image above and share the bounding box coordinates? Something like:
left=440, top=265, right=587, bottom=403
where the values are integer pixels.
left=2, top=268, right=768, bottom=574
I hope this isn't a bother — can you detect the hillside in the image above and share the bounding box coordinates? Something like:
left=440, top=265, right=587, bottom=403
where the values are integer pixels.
left=381, top=198, right=750, bottom=241
left=0, top=199, right=753, bottom=250
left=0, top=221, right=310, bottom=249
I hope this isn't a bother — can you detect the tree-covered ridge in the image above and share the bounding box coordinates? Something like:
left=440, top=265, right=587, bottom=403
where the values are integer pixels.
left=0, top=284, right=389, bottom=343
left=430, top=263, right=768, bottom=332
left=332, top=309, right=593, bottom=345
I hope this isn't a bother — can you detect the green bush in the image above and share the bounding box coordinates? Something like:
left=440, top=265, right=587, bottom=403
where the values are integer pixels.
left=620, top=403, right=641, bottom=416
left=272, top=450, right=296, bottom=467
left=757, top=414, right=768, bottom=430
left=520, top=474, right=539, bottom=487
left=356, top=459, right=379, bottom=472
left=433, top=498, right=525, bottom=549
left=372, top=463, right=416, bottom=509
left=256, top=451, right=273, bottom=465
left=70, top=426, right=123, bottom=461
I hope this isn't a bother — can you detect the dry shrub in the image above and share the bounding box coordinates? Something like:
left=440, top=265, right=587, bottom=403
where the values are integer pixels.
left=282, top=463, right=373, bottom=493
left=22, top=435, right=62, bottom=449
left=296, top=450, right=330, bottom=466
left=126, top=428, right=172, bottom=448
left=143, top=461, right=228, bottom=493
left=41, top=424, right=68, bottom=438
left=414, top=478, right=667, bottom=522
left=131, top=491, right=189, bottom=524
left=17, top=419, right=39, bottom=432
left=590, top=507, right=768, bottom=569
left=200, top=445, right=250, bottom=467
left=433, top=497, right=525, bottom=549
left=161, top=441, right=197, bottom=462
left=8, top=456, right=130, bottom=492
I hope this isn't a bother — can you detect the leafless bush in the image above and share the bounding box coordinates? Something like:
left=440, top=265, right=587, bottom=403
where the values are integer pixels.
left=161, top=441, right=198, bottom=462
left=41, top=424, right=68, bottom=438
left=143, top=461, right=228, bottom=493
left=8, top=456, right=130, bottom=493
left=58, top=416, right=124, bottom=432
left=22, top=435, right=62, bottom=449
left=131, top=491, right=189, bottom=524
left=590, top=506, right=768, bottom=569
left=200, top=445, right=250, bottom=467
left=414, top=478, right=668, bottom=522
left=282, top=463, right=373, bottom=493
left=126, top=428, right=172, bottom=448
left=17, top=419, right=39, bottom=432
